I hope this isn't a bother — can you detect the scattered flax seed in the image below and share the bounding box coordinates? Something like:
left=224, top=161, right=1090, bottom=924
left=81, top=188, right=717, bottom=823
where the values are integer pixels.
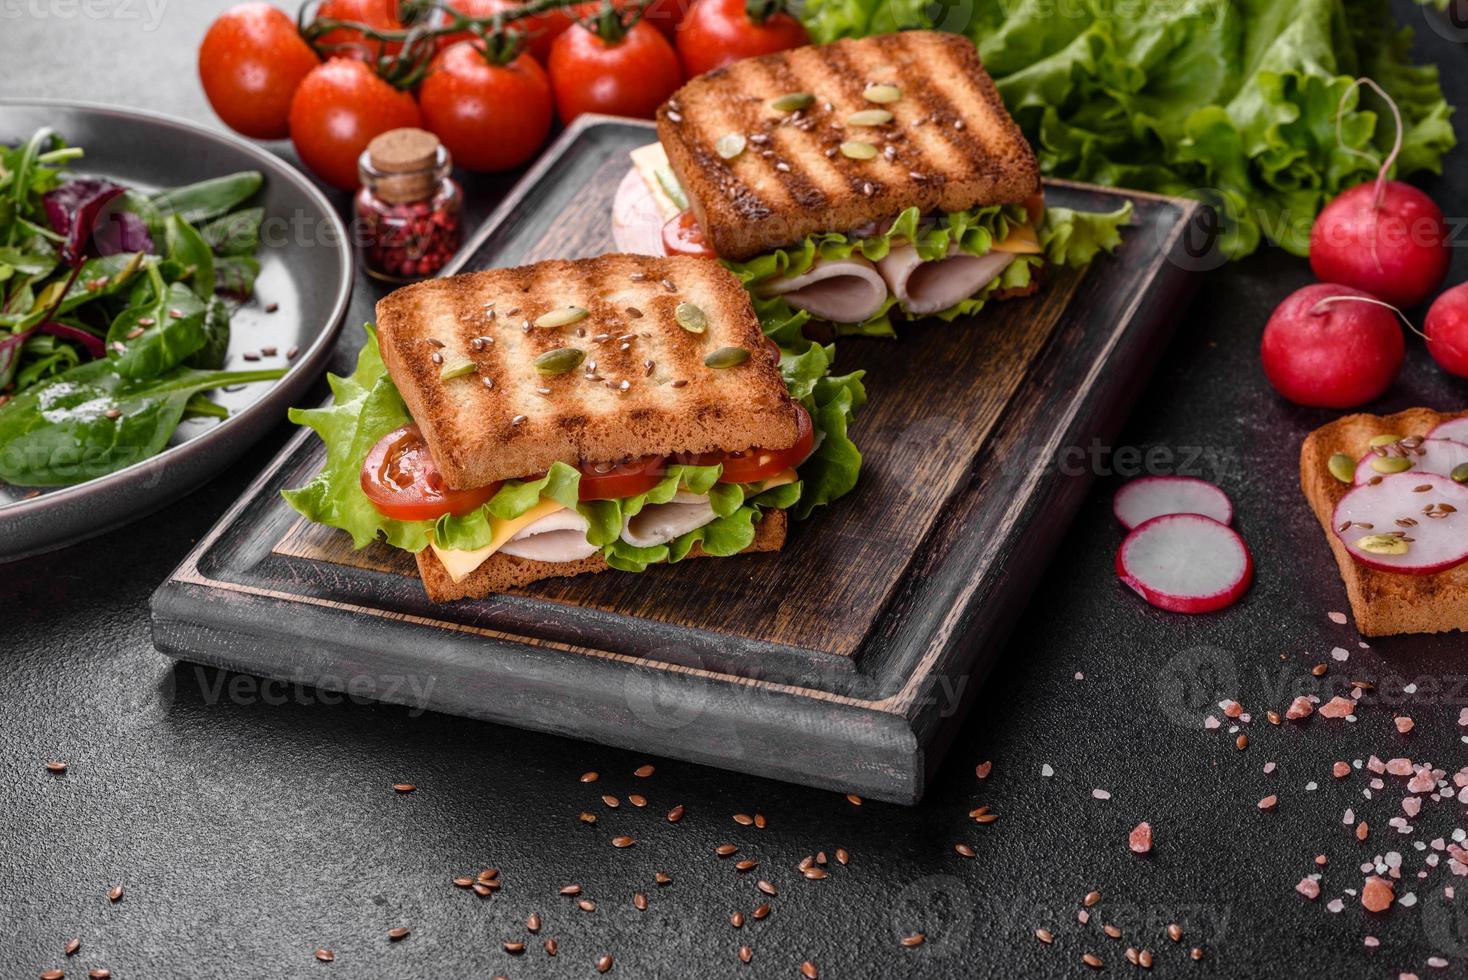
left=580, top=812, right=597, bottom=825
left=628, top=794, right=647, bottom=808
left=954, top=843, right=976, bottom=858
left=612, top=836, right=636, bottom=848
left=478, top=868, right=499, bottom=882
left=655, top=872, right=672, bottom=885
left=392, top=783, right=416, bottom=793
left=315, top=949, right=334, bottom=962
left=1126, top=948, right=1139, bottom=965
left=815, top=852, right=827, bottom=865
left=667, top=805, right=685, bottom=823
left=1103, top=924, right=1122, bottom=939
left=801, top=962, right=818, bottom=979
left=736, top=859, right=759, bottom=872
left=473, top=884, right=492, bottom=897
left=1139, top=949, right=1153, bottom=968
left=580, top=771, right=599, bottom=782
left=757, top=880, right=777, bottom=896
left=1035, top=928, right=1054, bottom=944
left=453, top=876, right=473, bottom=888
left=41, top=971, right=63, bottom=980
left=596, top=954, right=613, bottom=973
left=975, top=813, right=999, bottom=825
left=1257, top=795, right=1278, bottom=811
left=738, top=946, right=752, bottom=964
left=1312, top=663, right=1328, bottom=677
left=1357, top=821, right=1369, bottom=841
left=388, top=927, right=409, bottom=941
left=1083, top=953, right=1103, bottom=969
left=559, top=884, right=582, bottom=896
left=578, top=899, right=597, bottom=913
left=754, top=813, right=767, bottom=829
left=1236, top=735, right=1249, bottom=750
left=1167, top=923, right=1182, bottom=942
left=265, top=302, right=280, bottom=313
left=731, top=911, right=744, bottom=928
left=105, top=408, right=121, bottom=419
left=734, top=813, right=754, bottom=826
left=107, top=886, right=123, bottom=903
left=900, top=933, right=926, bottom=948
left=717, top=844, right=739, bottom=857
left=503, top=942, right=525, bottom=954
left=633, top=892, right=647, bottom=911
left=753, top=903, right=771, bottom=920
left=46, top=761, right=67, bottom=774
left=602, top=795, right=620, bottom=808
left=634, top=764, right=655, bottom=777
left=802, top=867, right=828, bottom=881
left=287, top=346, right=299, bottom=360
left=1084, top=891, right=1102, bottom=908
left=65, top=939, right=80, bottom=956
left=1190, top=947, right=1204, bottom=961
left=1267, top=710, right=1282, bottom=725
left=835, top=848, right=849, bottom=865
left=527, top=913, right=541, bottom=932
left=90, top=972, right=111, bottom=980
left=545, top=938, right=558, bottom=956
left=846, top=794, right=863, bottom=806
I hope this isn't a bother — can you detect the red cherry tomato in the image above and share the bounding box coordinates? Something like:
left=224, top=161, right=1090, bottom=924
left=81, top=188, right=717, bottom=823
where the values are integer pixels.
left=676, top=0, right=808, bottom=79
left=360, top=425, right=502, bottom=520
left=288, top=58, right=422, bottom=190
left=577, top=456, right=668, bottom=500
left=419, top=41, right=553, bottom=172
left=314, top=0, right=405, bottom=58
left=679, top=403, right=814, bottom=483
left=642, top=0, right=694, bottom=36
left=436, top=0, right=582, bottom=62
left=198, top=3, right=320, bottom=140
left=661, top=210, right=715, bottom=257
left=547, top=19, right=682, bottom=124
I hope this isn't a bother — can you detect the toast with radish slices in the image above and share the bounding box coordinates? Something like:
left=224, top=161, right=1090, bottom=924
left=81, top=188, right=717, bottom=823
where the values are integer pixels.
left=1300, top=407, right=1468, bottom=636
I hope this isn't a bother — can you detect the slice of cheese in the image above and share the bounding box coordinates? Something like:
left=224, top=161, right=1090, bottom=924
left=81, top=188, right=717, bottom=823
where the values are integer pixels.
left=745, top=468, right=799, bottom=492
left=630, top=143, right=685, bottom=221
left=430, top=499, right=567, bottom=583
left=994, top=223, right=1043, bottom=255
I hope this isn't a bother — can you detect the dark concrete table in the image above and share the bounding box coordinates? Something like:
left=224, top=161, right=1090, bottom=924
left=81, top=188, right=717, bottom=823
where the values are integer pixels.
left=5, top=3, right=1468, bottom=978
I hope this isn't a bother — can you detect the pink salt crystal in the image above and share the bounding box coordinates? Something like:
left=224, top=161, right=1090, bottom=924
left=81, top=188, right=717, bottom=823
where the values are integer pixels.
left=1315, top=855, right=1328, bottom=866
left=1386, top=758, right=1413, bottom=776
left=1395, top=716, right=1414, bottom=734
left=1329, top=611, right=1347, bottom=624
left=1362, top=876, right=1395, bottom=913
left=1402, top=797, right=1422, bottom=818
left=1319, top=696, right=1355, bottom=719
left=1295, top=878, right=1321, bottom=900
left=1258, top=795, right=1278, bottom=811
left=1129, top=822, right=1152, bottom=854
left=1223, top=700, right=1244, bottom=719
left=1263, top=762, right=1276, bottom=775
left=1408, top=773, right=1435, bottom=794
left=1078, top=909, right=1089, bottom=924
left=1333, top=762, right=1351, bottom=778
left=1204, top=715, right=1221, bottom=730
left=976, top=761, right=993, bottom=779
left=1368, top=756, right=1386, bottom=774
left=1286, top=696, right=1314, bottom=721
left=1363, top=936, right=1379, bottom=948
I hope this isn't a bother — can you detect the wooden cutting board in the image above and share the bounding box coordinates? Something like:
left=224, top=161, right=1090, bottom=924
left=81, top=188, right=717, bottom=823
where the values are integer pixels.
left=152, top=116, right=1203, bottom=803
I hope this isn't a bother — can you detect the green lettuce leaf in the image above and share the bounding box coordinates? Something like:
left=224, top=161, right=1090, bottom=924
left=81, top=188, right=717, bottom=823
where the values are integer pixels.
left=1040, top=203, right=1133, bottom=266
left=799, top=0, right=1455, bottom=259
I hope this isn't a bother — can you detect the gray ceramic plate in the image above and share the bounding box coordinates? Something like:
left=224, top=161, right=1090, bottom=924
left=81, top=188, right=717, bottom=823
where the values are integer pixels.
left=0, top=100, right=352, bottom=561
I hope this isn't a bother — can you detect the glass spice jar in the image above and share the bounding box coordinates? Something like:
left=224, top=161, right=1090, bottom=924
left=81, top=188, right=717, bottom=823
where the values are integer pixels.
left=354, top=128, right=462, bottom=282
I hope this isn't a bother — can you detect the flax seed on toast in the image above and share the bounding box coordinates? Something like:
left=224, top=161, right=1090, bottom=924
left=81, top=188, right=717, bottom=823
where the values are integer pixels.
left=1300, top=407, right=1468, bottom=637
left=657, top=31, right=1041, bottom=262
left=417, top=509, right=787, bottom=601
left=375, top=255, right=797, bottom=489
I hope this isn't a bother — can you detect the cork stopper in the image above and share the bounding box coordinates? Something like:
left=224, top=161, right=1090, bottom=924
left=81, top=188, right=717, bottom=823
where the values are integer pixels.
left=365, top=128, right=442, bottom=204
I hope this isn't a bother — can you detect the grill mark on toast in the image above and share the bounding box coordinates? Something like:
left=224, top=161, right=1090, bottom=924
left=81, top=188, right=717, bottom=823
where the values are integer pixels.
left=873, top=34, right=992, bottom=183
left=746, top=57, right=835, bottom=212
left=798, top=41, right=904, bottom=203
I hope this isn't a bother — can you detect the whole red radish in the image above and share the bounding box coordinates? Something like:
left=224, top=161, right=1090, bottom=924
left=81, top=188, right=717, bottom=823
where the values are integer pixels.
left=1309, top=180, right=1450, bottom=308
left=1425, top=282, right=1468, bottom=379
left=1260, top=283, right=1404, bottom=408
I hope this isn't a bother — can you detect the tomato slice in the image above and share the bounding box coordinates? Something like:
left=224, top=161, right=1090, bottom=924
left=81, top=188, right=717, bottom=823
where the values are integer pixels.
left=578, top=456, right=669, bottom=500
left=678, top=403, right=814, bottom=484
left=1024, top=191, right=1046, bottom=226
left=661, top=210, right=716, bottom=258
left=360, top=425, right=502, bottom=521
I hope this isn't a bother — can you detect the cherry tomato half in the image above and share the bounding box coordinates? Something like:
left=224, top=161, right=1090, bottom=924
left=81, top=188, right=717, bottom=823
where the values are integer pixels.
left=661, top=209, right=715, bottom=257
left=577, top=456, right=668, bottom=500
left=288, top=58, right=422, bottom=190
left=361, top=425, right=502, bottom=521
left=420, top=41, right=554, bottom=172
left=675, top=0, right=809, bottom=80
left=679, top=402, right=814, bottom=483
left=199, top=3, right=320, bottom=140
left=547, top=19, right=682, bottom=124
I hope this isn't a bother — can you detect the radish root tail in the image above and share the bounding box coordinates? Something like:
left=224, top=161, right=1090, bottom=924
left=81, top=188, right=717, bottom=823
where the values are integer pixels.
left=1334, top=77, right=1405, bottom=277
left=1310, top=294, right=1424, bottom=340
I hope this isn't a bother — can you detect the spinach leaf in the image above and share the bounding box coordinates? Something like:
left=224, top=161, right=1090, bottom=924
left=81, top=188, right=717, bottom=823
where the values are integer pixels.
left=164, top=214, right=215, bottom=298
left=214, top=255, right=260, bottom=298
left=198, top=207, right=262, bottom=256
left=150, top=172, right=262, bottom=224
left=14, top=333, right=80, bottom=389
left=6, top=252, right=146, bottom=331
left=185, top=295, right=231, bottom=370
left=0, top=359, right=284, bottom=486
left=0, top=247, right=56, bottom=280
left=105, top=264, right=206, bottom=380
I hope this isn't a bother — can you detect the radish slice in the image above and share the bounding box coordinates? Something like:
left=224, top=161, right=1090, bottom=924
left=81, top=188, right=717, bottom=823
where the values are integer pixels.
left=1352, top=438, right=1468, bottom=485
left=1427, top=417, right=1468, bottom=444
left=1113, top=476, right=1234, bottom=530
left=1331, top=472, right=1468, bottom=575
left=1115, top=514, right=1254, bottom=614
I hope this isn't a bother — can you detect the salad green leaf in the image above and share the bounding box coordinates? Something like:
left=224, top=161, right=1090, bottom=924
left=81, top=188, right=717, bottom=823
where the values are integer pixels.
left=799, top=0, right=1455, bottom=258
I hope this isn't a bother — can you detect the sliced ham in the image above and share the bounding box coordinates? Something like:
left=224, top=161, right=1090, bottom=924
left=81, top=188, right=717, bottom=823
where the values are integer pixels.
left=876, top=242, right=1016, bottom=316
left=755, top=256, right=889, bottom=324
left=611, top=168, right=667, bottom=257
left=620, top=491, right=717, bottom=549
left=498, top=509, right=600, bottom=563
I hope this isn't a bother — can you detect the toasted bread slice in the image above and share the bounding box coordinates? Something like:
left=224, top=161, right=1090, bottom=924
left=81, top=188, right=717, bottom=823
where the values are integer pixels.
left=1300, top=407, right=1468, bottom=637
left=376, top=255, right=797, bottom=489
left=657, top=31, right=1041, bottom=262
left=417, top=509, right=787, bottom=601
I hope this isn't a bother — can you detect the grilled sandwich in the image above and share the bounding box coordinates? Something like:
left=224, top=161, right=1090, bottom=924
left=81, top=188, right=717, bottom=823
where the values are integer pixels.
left=612, top=31, right=1130, bottom=338
left=284, top=255, right=865, bottom=602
